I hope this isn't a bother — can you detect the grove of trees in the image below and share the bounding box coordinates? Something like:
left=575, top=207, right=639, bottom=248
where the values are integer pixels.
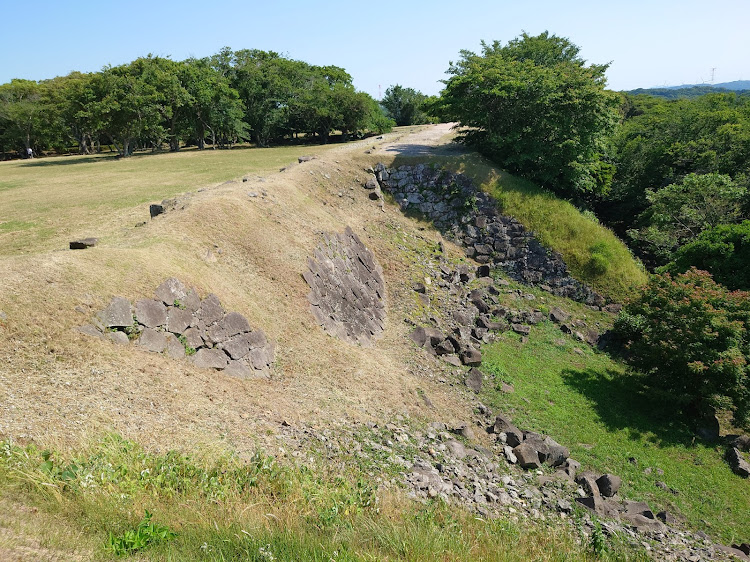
left=439, top=32, right=621, bottom=200
left=0, top=48, right=394, bottom=158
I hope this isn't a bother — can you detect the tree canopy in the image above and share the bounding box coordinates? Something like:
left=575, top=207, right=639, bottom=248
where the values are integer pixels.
left=0, top=49, right=391, bottom=157
left=440, top=31, right=621, bottom=199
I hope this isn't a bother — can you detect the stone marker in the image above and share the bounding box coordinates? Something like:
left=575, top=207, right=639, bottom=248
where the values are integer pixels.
left=69, top=238, right=98, bottom=249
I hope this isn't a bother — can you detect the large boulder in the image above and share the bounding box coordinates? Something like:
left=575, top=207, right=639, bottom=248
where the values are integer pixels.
left=596, top=474, right=622, bottom=497
left=135, top=299, right=167, bottom=328
left=726, top=447, right=750, bottom=478
left=492, top=414, right=523, bottom=447
left=97, top=297, right=133, bottom=328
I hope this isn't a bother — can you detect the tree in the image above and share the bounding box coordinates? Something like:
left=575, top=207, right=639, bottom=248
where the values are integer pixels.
left=628, top=173, right=748, bottom=263
left=600, top=92, right=750, bottom=237
left=440, top=32, right=620, bottom=199
left=381, top=85, right=429, bottom=126
left=665, top=220, right=750, bottom=290
left=614, top=268, right=750, bottom=427
left=0, top=79, right=45, bottom=154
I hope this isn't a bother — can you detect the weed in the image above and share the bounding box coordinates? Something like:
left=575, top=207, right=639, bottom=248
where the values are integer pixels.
left=107, top=510, right=176, bottom=556
left=178, top=334, right=196, bottom=355
left=590, top=518, right=608, bottom=557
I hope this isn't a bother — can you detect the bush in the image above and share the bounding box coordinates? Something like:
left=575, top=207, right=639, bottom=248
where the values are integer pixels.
left=614, top=268, right=750, bottom=427
left=665, top=220, right=750, bottom=290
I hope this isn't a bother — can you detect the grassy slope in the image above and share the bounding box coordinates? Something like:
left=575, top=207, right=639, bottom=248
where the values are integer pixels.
left=0, top=130, right=746, bottom=558
left=388, top=151, right=648, bottom=301
left=480, top=314, right=750, bottom=544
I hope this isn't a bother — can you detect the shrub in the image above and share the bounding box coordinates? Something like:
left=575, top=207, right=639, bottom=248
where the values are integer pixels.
left=665, top=220, right=750, bottom=290
left=613, top=268, right=750, bottom=427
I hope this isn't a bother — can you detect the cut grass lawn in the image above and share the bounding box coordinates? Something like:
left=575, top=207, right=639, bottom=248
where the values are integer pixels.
left=481, top=321, right=750, bottom=545
left=0, top=145, right=337, bottom=256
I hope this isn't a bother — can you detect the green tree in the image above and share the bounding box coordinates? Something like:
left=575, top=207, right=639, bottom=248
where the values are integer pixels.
left=628, top=173, right=747, bottom=263
left=0, top=79, right=45, bottom=154
left=665, top=220, right=750, bottom=290
left=600, top=92, right=750, bottom=236
left=381, top=85, right=429, bottom=126
left=614, top=268, right=750, bottom=427
left=440, top=32, right=620, bottom=199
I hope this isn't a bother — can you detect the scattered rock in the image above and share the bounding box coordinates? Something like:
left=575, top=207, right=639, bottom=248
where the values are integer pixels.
left=465, top=367, right=483, bottom=392
left=596, top=474, right=622, bottom=497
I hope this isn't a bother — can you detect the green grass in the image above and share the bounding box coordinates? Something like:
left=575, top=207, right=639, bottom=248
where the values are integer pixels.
left=481, top=321, right=750, bottom=544
left=387, top=153, right=648, bottom=301
left=0, top=434, right=640, bottom=561
left=0, top=145, right=336, bottom=256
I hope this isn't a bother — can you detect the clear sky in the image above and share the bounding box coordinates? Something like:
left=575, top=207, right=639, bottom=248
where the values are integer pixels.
left=1, top=0, right=748, bottom=97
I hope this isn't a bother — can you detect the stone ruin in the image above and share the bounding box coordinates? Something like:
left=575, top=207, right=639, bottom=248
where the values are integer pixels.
left=77, top=278, right=275, bottom=378
left=367, top=162, right=605, bottom=307
left=303, top=226, right=386, bottom=346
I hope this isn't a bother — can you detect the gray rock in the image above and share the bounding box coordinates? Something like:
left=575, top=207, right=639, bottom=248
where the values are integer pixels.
left=137, top=329, right=167, bottom=353
left=492, top=414, right=523, bottom=447
left=561, top=459, right=581, bottom=479
left=621, top=513, right=665, bottom=532
left=576, top=471, right=601, bottom=497
left=166, top=307, right=193, bottom=334
left=298, top=155, right=315, bottom=163
left=182, top=327, right=204, bottom=350
left=192, top=348, right=228, bottom=369
left=435, top=338, right=457, bottom=355
left=225, top=360, right=254, bottom=378
left=248, top=344, right=274, bottom=370
left=624, top=500, right=654, bottom=519
left=165, top=333, right=185, bottom=359
left=549, top=307, right=570, bottom=324
left=223, top=333, right=252, bottom=360
left=511, top=324, right=531, bottom=336
left=503, top=445, right=518, bottom=464
left=197, top=294, right=224, bottom=326
left=513, top=442, right=541, bottom=469
left=575, top=495, right=620, bottom=518
left=135, top=299, right=167, bottom=328
left=542, top=436, right=569, bottom=467
left=106, top=331, right=130, bottom=345
left=596, top=473, right=622, bottom=497
left=247, top=329, right=269, bottom=349
left=732, top=435, right=750, bottom=451
left=465, top=367, right=483, bottom=392
left=726, top=447, right=750, bottom=478
left=98, top=297, right=133, bottom=328
left=460, top=348, right=482, bottom=366
left=557, top=499, right=573, bottom=513
left=207, top=312, right=251, bottom=343
left=409, top=326, right=444, bottom=349
left=155, top=277, right=188, bottom=306
left=445, top=440, right=467, bottom=459
left=77, top=324, right=103, bottom=338
left=69, top=237, right=98, bottom=249
left=364, top=175, right=379, bottom=189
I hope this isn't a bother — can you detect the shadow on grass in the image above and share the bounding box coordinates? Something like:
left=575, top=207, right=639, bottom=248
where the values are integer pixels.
left=561, top=367, right=696, bottom=448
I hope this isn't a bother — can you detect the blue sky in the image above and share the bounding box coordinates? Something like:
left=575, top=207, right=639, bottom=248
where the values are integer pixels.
left=1, top=0, right=748, bottom=97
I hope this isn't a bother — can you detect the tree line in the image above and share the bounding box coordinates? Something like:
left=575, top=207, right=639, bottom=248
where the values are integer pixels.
left=435, top=31, right=750, bottom=427
left=0, top=48, right=395, bottom=158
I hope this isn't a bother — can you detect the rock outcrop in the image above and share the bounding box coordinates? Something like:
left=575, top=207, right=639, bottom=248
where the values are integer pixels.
left=303, top=226, right=386, bottom=346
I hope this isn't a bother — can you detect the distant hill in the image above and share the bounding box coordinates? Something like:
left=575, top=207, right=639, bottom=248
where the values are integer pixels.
left=627, top=80, right=750, bottom=99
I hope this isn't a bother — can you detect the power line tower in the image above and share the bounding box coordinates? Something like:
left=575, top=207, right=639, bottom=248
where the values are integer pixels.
left=711, top=68, right=716, bottom=83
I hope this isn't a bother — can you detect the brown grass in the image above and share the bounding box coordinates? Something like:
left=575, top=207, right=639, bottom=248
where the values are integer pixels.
left=0, top=127, right=473, bottom=461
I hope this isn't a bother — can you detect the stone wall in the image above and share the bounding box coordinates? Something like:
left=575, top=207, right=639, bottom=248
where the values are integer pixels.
left=78, top=278, right=275, bottom=378
left=303, top=226, right=386, bottom=346
left=373, top=163, right=605, bottom=306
